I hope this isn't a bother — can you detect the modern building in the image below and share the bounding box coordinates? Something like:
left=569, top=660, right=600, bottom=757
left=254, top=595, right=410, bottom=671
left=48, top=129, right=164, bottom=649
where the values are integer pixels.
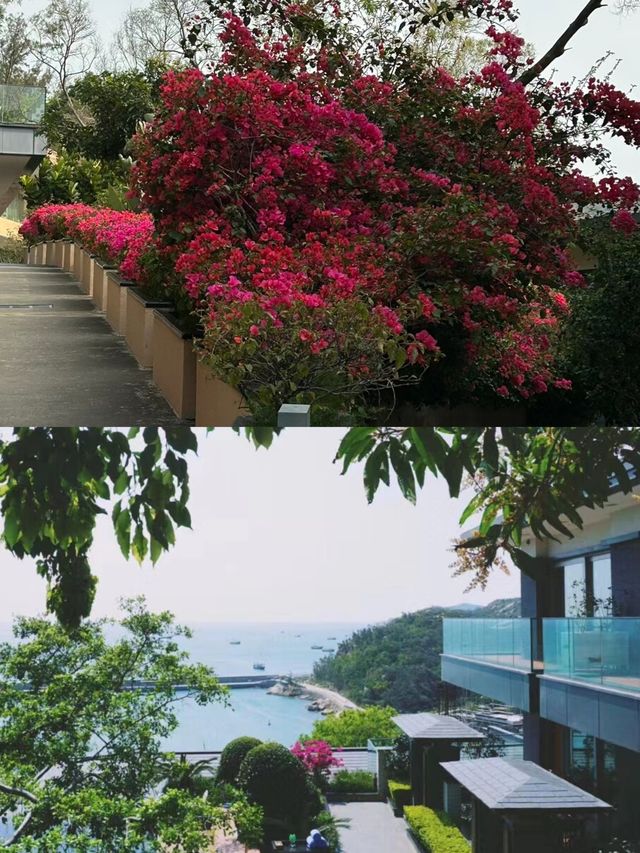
left=441, top=473, right=640, bottom=848
left=0, top=84, right=47, bottom=218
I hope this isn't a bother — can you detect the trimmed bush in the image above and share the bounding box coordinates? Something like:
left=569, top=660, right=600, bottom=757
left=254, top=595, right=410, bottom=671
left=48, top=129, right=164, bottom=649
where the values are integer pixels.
left=237, top=742, right=314, bottom=824
left=217, top=736, right=262, bottom=786
left=404, top=806, right=469, bottom=853
left=328, top=770, right=376, bottom=793
left=389, top=780, right=412, bottom=804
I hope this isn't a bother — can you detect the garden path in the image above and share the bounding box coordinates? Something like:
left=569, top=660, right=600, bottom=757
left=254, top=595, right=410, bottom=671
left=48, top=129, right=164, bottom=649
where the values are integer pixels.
left=0, top=264, right=178, bottom=425
left=329, top=802, right=422, bottom=853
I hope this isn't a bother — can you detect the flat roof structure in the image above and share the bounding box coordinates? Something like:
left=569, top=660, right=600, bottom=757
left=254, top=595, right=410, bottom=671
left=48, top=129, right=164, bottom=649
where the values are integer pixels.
left=441, top=757, right=612, bottom=812
left=393, top=712, right=485, bottom=741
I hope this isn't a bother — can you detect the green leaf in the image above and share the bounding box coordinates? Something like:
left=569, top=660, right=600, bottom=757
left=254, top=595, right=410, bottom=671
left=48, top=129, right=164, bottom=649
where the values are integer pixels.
left=389, top=440, right=416, bottom=504
left=363, top=443, right=389, bottom=503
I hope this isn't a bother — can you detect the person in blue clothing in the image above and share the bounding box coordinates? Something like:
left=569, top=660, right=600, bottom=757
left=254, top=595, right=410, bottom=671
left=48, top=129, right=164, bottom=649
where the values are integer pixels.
left=306, top=828, right=329, bottom=849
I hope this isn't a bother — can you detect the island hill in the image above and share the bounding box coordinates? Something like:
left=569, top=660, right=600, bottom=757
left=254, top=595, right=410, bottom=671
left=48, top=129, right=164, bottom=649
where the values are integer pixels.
left=301, top=598, right=521, bottom=714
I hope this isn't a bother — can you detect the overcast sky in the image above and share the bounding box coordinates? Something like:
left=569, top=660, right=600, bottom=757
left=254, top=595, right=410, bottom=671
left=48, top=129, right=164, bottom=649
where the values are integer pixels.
left=0, top=429, right=520, bottom=625
left=19, top=0, right=640, bottom=180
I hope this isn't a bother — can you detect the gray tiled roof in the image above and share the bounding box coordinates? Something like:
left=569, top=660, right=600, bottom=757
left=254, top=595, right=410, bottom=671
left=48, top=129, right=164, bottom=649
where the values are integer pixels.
left=392, top=713, right=485, bottom=741
left=441, top=758, right=612, bottom=811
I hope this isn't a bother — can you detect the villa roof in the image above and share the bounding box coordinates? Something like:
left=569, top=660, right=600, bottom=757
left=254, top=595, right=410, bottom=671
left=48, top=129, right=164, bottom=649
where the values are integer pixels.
left=441, top=758, right=612, bottom=812
left=392, top=712, right=485, bottom=741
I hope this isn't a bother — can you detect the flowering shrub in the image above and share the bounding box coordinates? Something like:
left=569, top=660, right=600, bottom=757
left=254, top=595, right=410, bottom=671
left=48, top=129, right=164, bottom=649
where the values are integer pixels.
left=291, top=740, right=343, bottom=790
left=127, top=0, right=640, bottom=417
left=19, top=204, right=156, bottom=288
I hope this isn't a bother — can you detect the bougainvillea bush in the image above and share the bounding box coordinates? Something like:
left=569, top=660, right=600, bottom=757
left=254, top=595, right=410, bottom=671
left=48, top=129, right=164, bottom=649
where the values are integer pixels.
left=125, top=0, right=640, bottom=419
left=291, top=739, right=343, bottom=791
left=19, top=204, right=156, bottom=288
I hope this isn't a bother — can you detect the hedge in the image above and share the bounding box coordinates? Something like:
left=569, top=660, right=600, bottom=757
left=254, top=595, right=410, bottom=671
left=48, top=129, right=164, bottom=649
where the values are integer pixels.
left=328, top=770, right=376, bottom=793
left=388, top=780, right=412, bottom=805
left=404, top=806, right=469, bottom=853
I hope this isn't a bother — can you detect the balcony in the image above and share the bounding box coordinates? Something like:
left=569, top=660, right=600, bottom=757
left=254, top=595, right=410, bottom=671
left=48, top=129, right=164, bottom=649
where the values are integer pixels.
left=441, top=619, right=537, bottom=711
left=540, top=618, right=640, bottom=752
left=441, top=617, right=640, bottom=752
left=0, top=84, right=46, bottom=126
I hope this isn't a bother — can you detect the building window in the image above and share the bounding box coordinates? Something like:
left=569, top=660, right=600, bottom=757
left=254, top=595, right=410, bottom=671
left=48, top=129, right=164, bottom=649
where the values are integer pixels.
left=562, top=553, right=612, bottom=617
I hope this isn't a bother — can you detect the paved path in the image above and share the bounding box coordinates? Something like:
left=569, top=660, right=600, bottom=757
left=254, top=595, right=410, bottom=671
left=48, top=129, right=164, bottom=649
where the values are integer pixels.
left=330, top=802, right=421, bottom=853
left=0, top=264, right=178, bottom=425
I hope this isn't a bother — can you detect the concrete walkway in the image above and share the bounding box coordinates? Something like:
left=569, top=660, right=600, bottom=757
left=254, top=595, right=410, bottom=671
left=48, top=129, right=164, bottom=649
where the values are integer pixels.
left=330, top=802, right=421, bottom=853
left=0, top=264, right=178, bottom=425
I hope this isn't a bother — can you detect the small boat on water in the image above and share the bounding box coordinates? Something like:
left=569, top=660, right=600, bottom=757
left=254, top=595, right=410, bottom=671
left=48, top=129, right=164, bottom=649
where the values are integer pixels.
left=323, top=648, right=336, bottom=653
left=327, top=636, right=337, bottom=640
left=311, top=645, right=323, bottom=650
left=253, top=662, right=266, bottom=670
left=229, top=641, right=241, bottom=645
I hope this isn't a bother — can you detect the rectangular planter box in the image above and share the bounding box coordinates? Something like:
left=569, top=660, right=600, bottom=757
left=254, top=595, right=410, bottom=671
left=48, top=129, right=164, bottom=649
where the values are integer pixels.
left=80, top=250, right=94, bottom=294
left=93, top=264, right=117, bottom=312
left=124, top=287, right=172, bottom=369
left=45, top=241, right=57, bottom=267
left=62, top=241, right=73, bottom=272
left=73, top=244, right=83, bottom=282
left=105, top=271, right=135, bottom=334
left=53, top=240, right=63, bottom=269
left=152, top=310, right=197, bottom=419
left=195, top=360, right=250, bottom=426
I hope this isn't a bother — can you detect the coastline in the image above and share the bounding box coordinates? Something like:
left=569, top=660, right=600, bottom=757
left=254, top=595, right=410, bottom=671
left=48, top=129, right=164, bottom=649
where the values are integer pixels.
left=267, top=678, right=359, bottom=714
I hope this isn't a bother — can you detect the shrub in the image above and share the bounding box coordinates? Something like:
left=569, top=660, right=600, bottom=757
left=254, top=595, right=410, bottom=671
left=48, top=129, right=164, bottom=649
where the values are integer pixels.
left=328, top=770, right=376, bottom=793
left=388, top=780, right=412, bottom=805
left=217, top=736, right=263, bottom=787
left=237, top=742, right=316, bottom=829
left=19, top=204, right=156, bottom=289
left=404, top=806, right=469, bottom=853
left=304, top=707, right=401, bottom=747
left=291, top=740, right=343, bottom=791
left=0, top=239, right=25, bottom=264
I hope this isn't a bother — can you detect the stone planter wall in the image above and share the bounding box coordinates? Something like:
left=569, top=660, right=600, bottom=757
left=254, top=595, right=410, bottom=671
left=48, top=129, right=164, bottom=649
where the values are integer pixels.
left=62, top=241, right=73, bottom=273
left=105, top=271, right=135, bottom=335
left=124, top=287, right=172, bottom=369
left=195, top=360, right=250, bottom=426
left=152, top=310, right=197, bottom=419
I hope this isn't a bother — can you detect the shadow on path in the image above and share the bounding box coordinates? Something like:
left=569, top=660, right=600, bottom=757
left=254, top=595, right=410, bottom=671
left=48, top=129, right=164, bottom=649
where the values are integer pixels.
left=0, top=264, right=178, bottom=426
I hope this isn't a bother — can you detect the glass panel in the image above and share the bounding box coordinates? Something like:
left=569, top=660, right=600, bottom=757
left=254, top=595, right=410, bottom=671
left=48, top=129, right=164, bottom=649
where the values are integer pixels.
left=542, top=618, right=640, bottom=693
left=0, top=85, right=46, bottom=125
left=442, top=619, right=533, bottom=671
left=564, top=558, right=586, bottom=616
left=592, top=555, right=613, bottom=616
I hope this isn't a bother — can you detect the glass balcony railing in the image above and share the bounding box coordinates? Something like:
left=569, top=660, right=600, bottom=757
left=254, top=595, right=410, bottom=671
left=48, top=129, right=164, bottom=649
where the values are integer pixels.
left=543, top=618, right=640, bottom=693
left=0, top=84, right=46, bottom=125
left=443, top=618, right=534, bottom=672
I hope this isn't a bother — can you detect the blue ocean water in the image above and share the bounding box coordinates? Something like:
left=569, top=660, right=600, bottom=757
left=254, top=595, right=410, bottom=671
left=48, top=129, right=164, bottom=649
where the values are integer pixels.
left=0, top=621, right=363, bottom=750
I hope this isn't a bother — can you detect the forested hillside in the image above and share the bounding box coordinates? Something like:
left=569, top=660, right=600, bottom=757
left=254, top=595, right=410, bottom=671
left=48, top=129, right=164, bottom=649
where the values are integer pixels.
left=312, top=599, right=520, bottom=712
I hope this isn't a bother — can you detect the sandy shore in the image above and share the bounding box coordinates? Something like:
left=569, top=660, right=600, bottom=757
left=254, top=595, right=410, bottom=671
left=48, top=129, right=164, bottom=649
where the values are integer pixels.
left=299, top=681, right=361, bottom=713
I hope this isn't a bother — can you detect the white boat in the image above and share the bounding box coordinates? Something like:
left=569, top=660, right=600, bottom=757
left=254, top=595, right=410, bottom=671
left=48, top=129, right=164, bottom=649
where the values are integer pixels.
left=253, top=662, right=266, bottom=671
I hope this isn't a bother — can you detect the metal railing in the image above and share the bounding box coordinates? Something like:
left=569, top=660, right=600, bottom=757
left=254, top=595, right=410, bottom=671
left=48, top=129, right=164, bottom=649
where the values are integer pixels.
left=0, top=84, right=46, bottom=126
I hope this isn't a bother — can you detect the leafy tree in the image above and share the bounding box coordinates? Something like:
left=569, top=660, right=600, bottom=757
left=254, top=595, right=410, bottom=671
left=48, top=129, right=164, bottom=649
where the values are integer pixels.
left=302, top=707, right=401, bottom=747
left=0, top=427, right=199, bottom=628
left=41, top=71, right=157, bottom=161
left=0, top=598, right=229, bottom=851
left=336, top=427, right=640, bottom=588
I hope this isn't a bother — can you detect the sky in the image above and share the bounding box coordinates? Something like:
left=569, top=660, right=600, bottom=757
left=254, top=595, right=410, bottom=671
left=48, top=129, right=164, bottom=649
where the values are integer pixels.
left=0, top=429, right=520, bottom=625
left=18, top=0, right=640, bottom=181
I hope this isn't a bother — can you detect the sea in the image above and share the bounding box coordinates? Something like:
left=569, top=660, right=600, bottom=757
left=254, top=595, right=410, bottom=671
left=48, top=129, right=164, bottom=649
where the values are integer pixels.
left=0, top=621, right=364, bottom=751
